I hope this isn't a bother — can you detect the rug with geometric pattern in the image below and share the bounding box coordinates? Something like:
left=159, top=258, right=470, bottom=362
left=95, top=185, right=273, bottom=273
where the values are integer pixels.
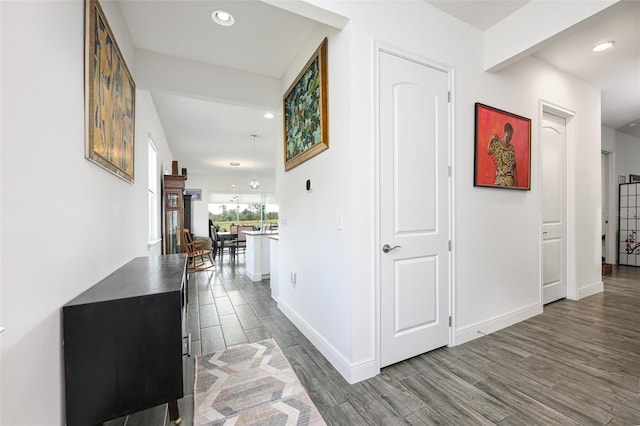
left=194, top=339, right=326, bottom=425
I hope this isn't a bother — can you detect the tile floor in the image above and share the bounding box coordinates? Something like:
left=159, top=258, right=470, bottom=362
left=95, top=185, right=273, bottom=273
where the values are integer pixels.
left=107, top=254, right=311, bottom=425
left=106, top=261, right=640, bottom=426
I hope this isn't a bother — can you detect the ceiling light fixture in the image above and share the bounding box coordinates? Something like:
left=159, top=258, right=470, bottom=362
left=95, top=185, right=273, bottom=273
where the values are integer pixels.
left=264, top=112, right=274, bottom=119
left=211, top=10, right=234, bottom=26
left=249, top=134, right=260, bottom=190
left=592, top=41, right=615, bottom=52
left=630, top=123, right=638, bottom=128
left=230, top=161, right=240, bottom=166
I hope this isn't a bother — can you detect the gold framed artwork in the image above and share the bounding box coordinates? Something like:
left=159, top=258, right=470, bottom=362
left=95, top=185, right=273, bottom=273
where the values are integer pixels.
left=283, top=38, right=329, bottom=171
left=85, top=0, right=136, bottom=183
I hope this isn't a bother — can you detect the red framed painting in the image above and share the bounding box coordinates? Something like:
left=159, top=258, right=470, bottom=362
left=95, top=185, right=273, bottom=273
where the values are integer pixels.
left=474, top=103, right=531, bottom=190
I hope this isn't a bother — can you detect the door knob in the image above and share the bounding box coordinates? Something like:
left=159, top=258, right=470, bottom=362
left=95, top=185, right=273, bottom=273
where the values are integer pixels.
left=382, top=244, right=401, bottom=253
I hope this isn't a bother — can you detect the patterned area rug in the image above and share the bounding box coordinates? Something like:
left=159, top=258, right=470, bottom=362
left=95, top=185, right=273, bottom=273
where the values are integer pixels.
left=194, top=339, right=326, bottom=425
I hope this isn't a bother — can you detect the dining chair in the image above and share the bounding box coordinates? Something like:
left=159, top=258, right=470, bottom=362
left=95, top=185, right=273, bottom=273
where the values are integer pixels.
left=211, top=225, right=227, bottom=261
left=212, top=225, right=236, bottom=263
left=234, top=226, right=252, bottom=259
left=226, top=225, right=240, bottom=260
left=210, top=225, right=220, bottom=260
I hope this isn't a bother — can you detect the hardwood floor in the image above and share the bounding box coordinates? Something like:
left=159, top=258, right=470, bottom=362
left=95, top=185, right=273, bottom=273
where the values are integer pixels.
left=108, top=262, right=640, bottom=425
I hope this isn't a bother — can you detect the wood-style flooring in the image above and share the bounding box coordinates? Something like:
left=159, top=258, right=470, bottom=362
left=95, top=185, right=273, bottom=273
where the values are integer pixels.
left=107, top=261, right=640, bottom=425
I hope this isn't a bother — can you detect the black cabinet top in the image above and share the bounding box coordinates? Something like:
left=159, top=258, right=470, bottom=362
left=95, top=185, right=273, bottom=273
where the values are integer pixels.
left=64, top=254, right=187, bottom=307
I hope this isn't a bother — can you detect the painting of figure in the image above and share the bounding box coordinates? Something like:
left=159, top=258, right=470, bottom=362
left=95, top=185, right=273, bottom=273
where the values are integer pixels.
left=474, top=103, right=531, bottom=190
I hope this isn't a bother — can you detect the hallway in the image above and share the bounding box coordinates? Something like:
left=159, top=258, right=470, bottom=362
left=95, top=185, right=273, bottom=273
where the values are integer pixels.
left=110, top=262, right=640, bottom=425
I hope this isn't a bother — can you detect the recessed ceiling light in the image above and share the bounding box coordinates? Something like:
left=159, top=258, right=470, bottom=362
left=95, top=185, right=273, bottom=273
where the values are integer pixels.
left=231, top=185, right=236, bottom=189
left=264, top=112, right=274, bottom=119
left=630, top=123, right=638, bottom=128
left=230, top=161, right=240, bottom=166
left=212, top=10, right=234, bottom=26
left=592, top=41, right=615, bottom=52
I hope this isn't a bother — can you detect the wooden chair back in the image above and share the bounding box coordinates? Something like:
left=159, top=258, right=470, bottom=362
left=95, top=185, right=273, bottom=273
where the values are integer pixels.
left=182, top=229, right=196, bottom=254
left=237, top=226, right=252, bottom=243
left=182, top=229, right=214, bottom=272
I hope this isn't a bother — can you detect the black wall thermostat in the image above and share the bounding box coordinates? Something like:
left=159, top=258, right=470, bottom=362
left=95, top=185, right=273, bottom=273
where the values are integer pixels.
left=306, top=179, right=312, bottom=191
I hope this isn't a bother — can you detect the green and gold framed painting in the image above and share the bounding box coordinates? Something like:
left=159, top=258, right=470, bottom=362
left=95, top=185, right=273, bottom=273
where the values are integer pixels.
left=283, top=38, right=329, bottom=172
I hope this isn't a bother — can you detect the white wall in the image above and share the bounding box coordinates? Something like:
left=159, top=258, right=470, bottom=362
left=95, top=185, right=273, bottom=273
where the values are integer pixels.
left=276, top=23, right=354, bottom=377
left=277, top=0, right=602, bottom=382
left=603, top=127, right=640, bottom=265
left=0, top=1, right=3, bottom=418
left=602, top=126, right=616, bottom=152
left=611, top=130, right=640, bottom=180
left=139, top=89, right=176, bottom=248
left=0, top=2, right=607, bottom=421
left=0, top=1, right=173, bottom=424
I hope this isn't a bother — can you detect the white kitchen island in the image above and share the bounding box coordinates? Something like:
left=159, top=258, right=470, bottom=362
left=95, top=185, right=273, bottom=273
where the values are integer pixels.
left=269, top=235, right=279, bottom=301
left=244, top=230, right=278, bottom=282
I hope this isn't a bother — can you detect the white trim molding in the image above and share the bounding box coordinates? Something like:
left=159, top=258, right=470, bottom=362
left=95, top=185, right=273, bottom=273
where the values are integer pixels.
left=539, top=100, right=578, bottom=301
left=277, top=299, right=377, bottom=384
left=454, top=302, right=542, bottom=346
left=578, top=281, right=604, bottom=299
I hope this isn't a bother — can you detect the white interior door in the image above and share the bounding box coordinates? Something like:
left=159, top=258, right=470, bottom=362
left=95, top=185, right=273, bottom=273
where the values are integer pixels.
left=379, top=50, right=449, bottom=368
left=542, top=112, right=567, bottom=304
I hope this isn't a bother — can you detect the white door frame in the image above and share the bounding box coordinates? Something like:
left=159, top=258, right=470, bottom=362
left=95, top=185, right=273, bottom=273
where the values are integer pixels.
left=601, top=150, right=617, bottom=264
left=373, top=42, right=455, bottom=372
left=539, top=100, right=578, bottom=301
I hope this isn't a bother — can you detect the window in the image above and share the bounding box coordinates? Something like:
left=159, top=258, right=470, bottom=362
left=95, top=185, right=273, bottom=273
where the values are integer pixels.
left=148, top=138, right=160, bottom=246
left=208, top=201, right=278, bottom=232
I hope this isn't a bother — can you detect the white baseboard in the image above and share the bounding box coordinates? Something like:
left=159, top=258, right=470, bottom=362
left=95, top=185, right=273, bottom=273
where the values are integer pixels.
left=454, top=302, right=542, bottom=346
left=578, top=280, right=603, bottom=299
left=277, top=299, right=377, bottom=384
left=245, top=273, right=270, bottom=282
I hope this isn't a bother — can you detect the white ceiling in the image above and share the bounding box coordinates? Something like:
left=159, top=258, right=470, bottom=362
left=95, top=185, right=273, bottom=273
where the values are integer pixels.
left=427, top=0, right=640, bottom=138
left=119, top=0, right=318, bottom=192
left=533, top=1, right=640, bottom=132
left=150, top=92, right=279, bottom=177
left=427, top=0, right=532, bottom=30
left=118, top=0, right=640, bottom=191
left=120, top=0, right=315, bottom=78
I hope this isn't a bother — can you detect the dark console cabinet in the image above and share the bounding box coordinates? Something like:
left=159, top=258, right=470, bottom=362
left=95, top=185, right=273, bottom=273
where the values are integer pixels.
left=63, top=254, right=188, bottom=425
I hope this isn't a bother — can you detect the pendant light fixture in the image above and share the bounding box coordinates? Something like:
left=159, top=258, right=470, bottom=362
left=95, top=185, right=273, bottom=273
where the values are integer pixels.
left=249, top=134, right=260, bottom=190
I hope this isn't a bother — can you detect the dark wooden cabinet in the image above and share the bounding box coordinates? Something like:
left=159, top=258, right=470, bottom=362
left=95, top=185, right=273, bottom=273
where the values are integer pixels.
left=63, top=254, right=188, bottom=426
left=184, top=193, right=192, bottom=233
left=164, top=174, right=186, bottom=254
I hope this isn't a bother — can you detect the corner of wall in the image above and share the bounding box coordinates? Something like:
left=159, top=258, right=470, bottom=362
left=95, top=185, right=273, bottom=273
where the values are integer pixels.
left=578, top=281, right=603, bottom=300
left=277, top=299, right=376, bottom=384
